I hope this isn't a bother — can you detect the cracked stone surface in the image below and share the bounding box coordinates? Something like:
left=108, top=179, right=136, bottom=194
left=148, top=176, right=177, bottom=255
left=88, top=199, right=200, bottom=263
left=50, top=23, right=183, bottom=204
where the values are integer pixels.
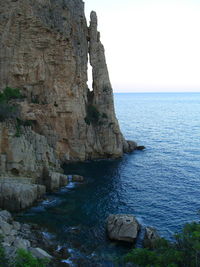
left=107, top=214, right=140, bottom=243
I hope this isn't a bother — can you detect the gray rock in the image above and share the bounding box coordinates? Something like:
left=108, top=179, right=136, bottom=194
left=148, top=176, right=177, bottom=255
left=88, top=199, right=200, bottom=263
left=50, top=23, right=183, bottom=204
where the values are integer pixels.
left=107, top=214, right=140, bottom=243
left=143, top=226, right=160, bottom=249
left=42, top=170, right=69, bottom=191
left=3, top=235, right=15, bottom=245
left=127, top=141, right=138, bottom=152
left=29, top=247, right=53, bottom=259
left=3, top=245, right=17, bottom=259
left=0, top=210, right=12, bottom=222
left=0, top=219, right=12, bottom=235
left=60, top=174, right=69, bottom=187
left=0, top=181, right=46, bottom=211
left=13, top=237, right=31, bottom=250
left=123, top=141, right=138, bottom=153
left=136, top=146, right=146, bottom=150
left=12, top=221, right=21, bottom=231
left=9, top=229, right=18, bottom=236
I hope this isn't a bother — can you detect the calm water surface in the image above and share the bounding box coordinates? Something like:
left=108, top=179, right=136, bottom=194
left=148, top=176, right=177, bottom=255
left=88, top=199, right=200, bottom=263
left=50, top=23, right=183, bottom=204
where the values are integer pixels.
left=18, top=93, right=200, bottom=265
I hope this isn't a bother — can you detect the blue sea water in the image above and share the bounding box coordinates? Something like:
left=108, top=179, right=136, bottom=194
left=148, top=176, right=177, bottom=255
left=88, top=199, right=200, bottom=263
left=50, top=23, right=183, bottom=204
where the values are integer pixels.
left=18, top=93, right=200, bottom=265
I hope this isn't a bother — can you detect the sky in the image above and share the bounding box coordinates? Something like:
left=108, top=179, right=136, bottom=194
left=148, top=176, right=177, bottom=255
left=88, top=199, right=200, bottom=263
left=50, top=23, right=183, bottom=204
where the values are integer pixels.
left=84, top=0, right=200, bottom=92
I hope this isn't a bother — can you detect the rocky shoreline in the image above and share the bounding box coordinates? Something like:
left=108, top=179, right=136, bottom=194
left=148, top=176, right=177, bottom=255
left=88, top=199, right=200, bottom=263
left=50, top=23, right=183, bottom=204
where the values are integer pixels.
left=0, top=208, right=87, bottom=266
left=0, top=210, right=53, bottom=264
left=0, top=210, right=159, bottom=266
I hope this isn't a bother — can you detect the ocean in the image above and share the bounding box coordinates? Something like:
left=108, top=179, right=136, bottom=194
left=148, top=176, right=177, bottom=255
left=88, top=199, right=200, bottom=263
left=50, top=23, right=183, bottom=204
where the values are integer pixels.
left=18, top=93, right=200, bottom=265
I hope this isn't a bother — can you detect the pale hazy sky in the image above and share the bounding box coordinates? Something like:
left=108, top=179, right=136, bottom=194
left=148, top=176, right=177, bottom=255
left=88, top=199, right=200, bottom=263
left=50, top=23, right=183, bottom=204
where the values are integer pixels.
left=84, top=0, right=200, bottom=92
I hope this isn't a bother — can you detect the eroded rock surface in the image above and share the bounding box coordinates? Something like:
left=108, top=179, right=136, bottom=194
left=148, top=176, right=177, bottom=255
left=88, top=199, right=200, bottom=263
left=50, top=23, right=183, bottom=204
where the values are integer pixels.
left=0, top=179, right=46, bottom=211
left=0, top=0, right=135, bottom=163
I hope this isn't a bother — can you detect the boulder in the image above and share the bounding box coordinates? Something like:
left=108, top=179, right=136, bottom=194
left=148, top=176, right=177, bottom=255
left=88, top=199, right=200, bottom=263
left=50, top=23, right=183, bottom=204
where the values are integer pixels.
left=3, top=245, right=17, bottom=260
left=42, top=171, right=69, bottom=191
left=13, top=237, right=31, bottom=250
left=136, top=146, right=146, bottom=150
left=124, top=141, right=138, bottom=153
left=12, top=221, right=21, bottom=231
left=0, top=210, right=12, bottom=222
left=72, top=175, right=84, bottom=182
left=107, top=214, right=140, bottom=243
left=60, top=175, right=69, bottom=187
left=3, top=235, right=15, bottom=245
left=0, top=219, right=12, bottom=236
left=29, top=247, right=53, bottom=260
left=143, top=226, right=160, bottom=249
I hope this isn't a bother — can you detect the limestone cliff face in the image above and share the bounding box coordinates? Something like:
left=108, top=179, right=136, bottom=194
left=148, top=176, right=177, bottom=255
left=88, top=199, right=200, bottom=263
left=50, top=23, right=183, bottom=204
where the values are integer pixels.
left=0, top=0, right=131, bottom=162
left=0, top=122, right=60, bottom=179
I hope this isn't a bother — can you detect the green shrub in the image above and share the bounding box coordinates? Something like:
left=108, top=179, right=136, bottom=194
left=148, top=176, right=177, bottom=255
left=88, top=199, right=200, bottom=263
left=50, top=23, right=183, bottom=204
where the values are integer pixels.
left=124, top=222, right=200, bottom=267
left=84, top=105, right=108, bottom=125
left=14, top=119, right=34, bottom=137
left=0, top=87, right=22, bottom=103
left=0, top=87, right=22, bottom=122
left=102, top=113, right=108, bottom=119
left=15, top=249, right=49, bottom=267
left=125, top=248, right=158, bottom=266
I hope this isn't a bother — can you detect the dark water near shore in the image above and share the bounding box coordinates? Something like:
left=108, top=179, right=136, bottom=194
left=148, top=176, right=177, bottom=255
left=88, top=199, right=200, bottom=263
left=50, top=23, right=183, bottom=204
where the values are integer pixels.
left=18, top=93, right=200, bottom=266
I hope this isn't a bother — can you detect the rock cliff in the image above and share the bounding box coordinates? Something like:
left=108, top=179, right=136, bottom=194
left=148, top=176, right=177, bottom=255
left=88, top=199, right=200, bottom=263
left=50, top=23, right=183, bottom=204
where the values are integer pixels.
left=0, top=0, right=137, bottom=210
left=0, top=0, right=133, bottom=163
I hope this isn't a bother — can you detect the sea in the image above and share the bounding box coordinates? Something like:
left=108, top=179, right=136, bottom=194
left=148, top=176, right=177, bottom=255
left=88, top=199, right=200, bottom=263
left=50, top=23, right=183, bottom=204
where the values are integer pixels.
left=17, top=93, right=200, bottom=266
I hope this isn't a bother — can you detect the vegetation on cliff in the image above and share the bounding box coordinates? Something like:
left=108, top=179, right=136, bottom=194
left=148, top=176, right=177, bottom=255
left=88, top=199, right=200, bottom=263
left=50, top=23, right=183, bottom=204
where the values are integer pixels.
left=124, top=222, right=200, bottom=267
left=0, top=87, right=22, bottom=122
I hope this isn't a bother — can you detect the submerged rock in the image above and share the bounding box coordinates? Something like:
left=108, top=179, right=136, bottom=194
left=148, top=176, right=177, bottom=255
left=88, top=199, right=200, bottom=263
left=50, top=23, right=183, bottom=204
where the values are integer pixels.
left=136, top=146, right=146, bottom=150
left=71, top=175, right=84, bottom=182
left=107, top=214, right=140, bottom=243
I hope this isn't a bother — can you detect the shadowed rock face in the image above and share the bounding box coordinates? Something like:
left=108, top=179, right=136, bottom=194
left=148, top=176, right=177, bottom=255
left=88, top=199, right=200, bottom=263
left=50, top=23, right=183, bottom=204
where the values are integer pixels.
left=0, top=0, right=132, bottom=162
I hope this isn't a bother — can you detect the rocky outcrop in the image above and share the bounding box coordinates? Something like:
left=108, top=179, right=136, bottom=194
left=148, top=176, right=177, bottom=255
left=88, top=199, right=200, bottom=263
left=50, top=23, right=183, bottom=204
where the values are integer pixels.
left=143, top=226, right=160, bottom=249
left=40, top=169, right=69, bottom=192
left=0, top=179, right=46, bottom=211
left=0, top=0, right=138, bottom=212
left=107, top=214, right=140, bottom=243
left=0, top=122, right=60, bottom=179
left=0, top=0, right=135, bottom=163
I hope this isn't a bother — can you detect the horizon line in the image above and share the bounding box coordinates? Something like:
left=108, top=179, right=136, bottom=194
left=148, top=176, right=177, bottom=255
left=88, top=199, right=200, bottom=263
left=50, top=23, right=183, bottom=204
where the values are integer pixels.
left=114, top=91, right=200, bottom=93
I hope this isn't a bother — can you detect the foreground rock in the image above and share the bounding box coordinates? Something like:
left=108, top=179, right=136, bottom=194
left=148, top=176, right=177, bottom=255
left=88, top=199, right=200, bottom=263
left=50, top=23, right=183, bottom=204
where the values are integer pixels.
left=143, top=226, right=160, bottom=249
left=29, top=247, right=53, bottom=260
left=107, top=214, right=140, bottom=243
left=0, top=210, right=53, bottom=264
